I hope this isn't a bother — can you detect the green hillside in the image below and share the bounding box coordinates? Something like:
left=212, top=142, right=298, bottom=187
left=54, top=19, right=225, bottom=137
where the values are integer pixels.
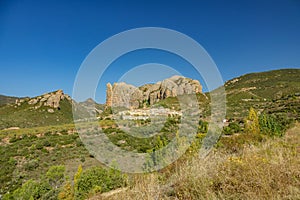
left=0, top=90, right=75, bottom=129
left=225, top=68, right=300, bottom=100
left=225, top=68, right=300, bottom=119
left=0, top=97, right=73, bottom=129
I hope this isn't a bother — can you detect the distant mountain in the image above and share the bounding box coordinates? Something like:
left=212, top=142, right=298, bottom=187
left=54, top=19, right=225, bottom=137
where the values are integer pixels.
left=77, top=98, right=105, bottom=115
left=0, top=94, right=20, bottom=106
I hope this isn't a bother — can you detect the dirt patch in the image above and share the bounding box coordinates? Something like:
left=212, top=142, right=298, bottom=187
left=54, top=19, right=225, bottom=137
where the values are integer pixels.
left=2, top=137, right=11, bottom=145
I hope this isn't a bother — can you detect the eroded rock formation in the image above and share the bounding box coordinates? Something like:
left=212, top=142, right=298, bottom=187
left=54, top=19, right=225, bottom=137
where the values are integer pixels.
left=105, top=75, right=202, bottom=109
left=15, top=89, right=71, bottom=112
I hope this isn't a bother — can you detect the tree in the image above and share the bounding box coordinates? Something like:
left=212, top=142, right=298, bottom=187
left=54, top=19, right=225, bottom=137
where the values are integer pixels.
left=259, top=113, right=283, bottom=137
left=245, top=107, right=260, bottom=134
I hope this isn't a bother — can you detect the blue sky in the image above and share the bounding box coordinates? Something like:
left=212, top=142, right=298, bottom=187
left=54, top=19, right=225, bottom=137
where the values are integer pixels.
left=0, top=0, right=299, bottom=103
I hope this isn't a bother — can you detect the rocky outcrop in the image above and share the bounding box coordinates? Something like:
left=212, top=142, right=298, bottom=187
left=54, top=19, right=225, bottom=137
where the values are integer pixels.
left=44, top=89, right=66, bottom=108
left=106, top=83, right=113, bottom=107
left=15, top=89, right=71, bottom=112
left=106, top=76, right=202, bottom=109
left=111, top=82, right=138, bottom=108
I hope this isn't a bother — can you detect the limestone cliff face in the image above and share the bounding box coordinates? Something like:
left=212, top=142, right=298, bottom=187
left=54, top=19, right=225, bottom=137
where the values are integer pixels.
left=105, top=76, right=202, bottom=109
left=106, top=83, right=113, bottom=107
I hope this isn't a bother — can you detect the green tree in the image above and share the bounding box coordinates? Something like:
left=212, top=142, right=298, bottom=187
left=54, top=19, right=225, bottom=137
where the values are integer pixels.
left=259, top=113, right=283, bottom=137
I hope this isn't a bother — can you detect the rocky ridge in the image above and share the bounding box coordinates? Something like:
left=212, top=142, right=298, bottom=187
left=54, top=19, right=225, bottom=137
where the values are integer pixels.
left=106, top=75, right=203, bottom=109
left=15, top=90, right=71, bottom=113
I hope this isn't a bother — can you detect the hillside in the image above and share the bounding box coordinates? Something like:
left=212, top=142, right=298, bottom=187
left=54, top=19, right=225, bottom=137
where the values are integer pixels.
left=225, top=68, right=300, bottom=119
left=0, top=90, right=74, bottom=129
left=91, top=123, right=300, bottom=200
left=0, top=68, right=299, bottom=199
left=0, top=95, right=20, bottom=106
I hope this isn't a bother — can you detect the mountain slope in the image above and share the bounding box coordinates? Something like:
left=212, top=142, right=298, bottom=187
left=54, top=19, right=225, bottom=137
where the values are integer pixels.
left=225, top=68, right=300, bottom=100
left=0, top=95, right=20, bottom=106
left=0, top=90, right=74, bottom=129
left=225, top=68, right=300, bottom=119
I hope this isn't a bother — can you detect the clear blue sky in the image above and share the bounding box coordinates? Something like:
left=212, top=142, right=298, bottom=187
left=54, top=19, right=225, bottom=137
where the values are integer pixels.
left=0, top=0, right=299, bottom=103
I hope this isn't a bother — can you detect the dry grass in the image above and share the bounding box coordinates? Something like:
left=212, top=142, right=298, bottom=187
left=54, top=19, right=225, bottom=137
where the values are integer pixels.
left=96, top=123, right=300, bottom=200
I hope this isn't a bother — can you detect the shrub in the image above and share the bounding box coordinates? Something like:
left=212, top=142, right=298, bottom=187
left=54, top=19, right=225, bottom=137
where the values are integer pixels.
left=24, top=159, right=39, bottom=171
left=8, top=157, right=17, bottom=166
left=43, top=140, right=51, bottom=147
left=58, top=181, right=73, bottom=200
left=223, top=122, right=241, bottom=135
left=9, top=135, right=19, bottom=143
left=198, top=120, right=208, bottom=133
left=44, top=131, right=52, bottom=136
left=35, top=140, right=44, bottom=150
left=45, top=165, right=66, bottom=189
left=259, top=113, right=283, bottom=137
left=3, top=179, right=44, bottom=200
left=75, top=166, right=126, bottom=199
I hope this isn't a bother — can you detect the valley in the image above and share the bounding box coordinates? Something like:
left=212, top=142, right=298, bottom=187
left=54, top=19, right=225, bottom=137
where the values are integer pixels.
left=0, top=68, right=299, bottom=199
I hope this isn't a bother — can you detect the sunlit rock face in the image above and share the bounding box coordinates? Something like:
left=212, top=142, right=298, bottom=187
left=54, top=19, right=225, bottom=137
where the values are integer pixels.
left=105, top=76, right=202, bottom=109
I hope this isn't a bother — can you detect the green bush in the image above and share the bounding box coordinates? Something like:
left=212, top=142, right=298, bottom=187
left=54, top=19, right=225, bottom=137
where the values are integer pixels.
left=9, top=135, right=19, bottom=143
left=43, top=140, right=51, bottom=147
left=8, top=157, right=17, bottom=166
left=3, top=179, right=47, bottom=200
left=4, top=165, right=66, bottom=200
left=24, top=159, right=39, bottom=171
left=259, top=113, right=283, bottom=137
left=223, top=126, right=233, bottom=135
left=198, top=120, right=208, bottom=133
left=45, top=165, right=66, bottom=189
left=35, top=140, right=44, bottom=150
left=75, top=166, right=126, bottom=199
left=223, top=122, right=241, bottom=135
